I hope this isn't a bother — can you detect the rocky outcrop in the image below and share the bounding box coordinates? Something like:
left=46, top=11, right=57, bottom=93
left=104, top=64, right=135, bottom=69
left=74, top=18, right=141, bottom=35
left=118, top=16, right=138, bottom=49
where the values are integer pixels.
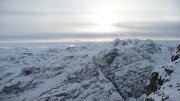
left=145, top=45, right=180, bottom=101
left=171, top=45, right=180, bottom=61
left=146, top=72, right=159, bottom=94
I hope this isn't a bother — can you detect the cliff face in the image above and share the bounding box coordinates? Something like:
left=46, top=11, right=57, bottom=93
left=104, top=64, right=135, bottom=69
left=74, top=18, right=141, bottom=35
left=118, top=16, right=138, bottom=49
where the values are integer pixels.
left=0, top=39, right=174, bottom=101
left=145, top=45, right=180, bottom=101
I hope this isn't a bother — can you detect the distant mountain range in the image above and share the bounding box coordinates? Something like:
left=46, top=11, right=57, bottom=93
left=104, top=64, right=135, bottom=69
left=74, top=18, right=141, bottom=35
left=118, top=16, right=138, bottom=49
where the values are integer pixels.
left=0, top=39, right=179, bottom=101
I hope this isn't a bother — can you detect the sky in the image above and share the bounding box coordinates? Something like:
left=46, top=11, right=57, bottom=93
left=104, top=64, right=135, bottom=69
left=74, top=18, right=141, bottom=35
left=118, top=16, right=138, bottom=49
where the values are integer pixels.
left=0, top=0, right=180, bottom=42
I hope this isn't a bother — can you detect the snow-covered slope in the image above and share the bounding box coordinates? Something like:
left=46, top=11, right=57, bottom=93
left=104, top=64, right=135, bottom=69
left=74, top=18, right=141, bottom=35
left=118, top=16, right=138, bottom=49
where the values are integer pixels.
left=0, top=39, right=177, bottom=101
left=145, top=45, right=180, bottom=101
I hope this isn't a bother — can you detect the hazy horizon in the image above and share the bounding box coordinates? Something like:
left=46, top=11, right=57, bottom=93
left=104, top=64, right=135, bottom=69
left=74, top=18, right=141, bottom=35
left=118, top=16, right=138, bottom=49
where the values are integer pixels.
left=0, top=0, right=180, bottom=42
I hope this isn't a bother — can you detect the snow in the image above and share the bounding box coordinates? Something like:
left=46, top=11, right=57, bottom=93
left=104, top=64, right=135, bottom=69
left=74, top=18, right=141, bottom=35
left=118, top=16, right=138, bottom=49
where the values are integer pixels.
left=0, top=39, right=179, bottom=101
left=145, top=44, right=180, bottom=101
left=145, top=59, right=180, bottom=101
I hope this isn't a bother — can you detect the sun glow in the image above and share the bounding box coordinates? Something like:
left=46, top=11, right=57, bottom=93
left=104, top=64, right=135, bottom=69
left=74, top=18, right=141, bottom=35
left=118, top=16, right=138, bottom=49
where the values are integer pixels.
left=90, top=5, right=119, bottom=32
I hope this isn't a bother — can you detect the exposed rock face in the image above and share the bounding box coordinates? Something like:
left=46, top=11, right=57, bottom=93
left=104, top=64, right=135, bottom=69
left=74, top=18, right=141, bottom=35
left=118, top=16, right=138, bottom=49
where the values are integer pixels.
left=171, top=45, right=180, bottom=61
left=145, top=45, right=180, bottom=101
left=146, top=72, right=159, bottom=94
left=0, top=39, right=173, bottom=101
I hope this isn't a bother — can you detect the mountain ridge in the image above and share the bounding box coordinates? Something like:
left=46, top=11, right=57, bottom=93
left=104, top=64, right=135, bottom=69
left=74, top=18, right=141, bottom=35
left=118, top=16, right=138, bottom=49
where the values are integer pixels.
left=0, top=39, right=178, bottom=101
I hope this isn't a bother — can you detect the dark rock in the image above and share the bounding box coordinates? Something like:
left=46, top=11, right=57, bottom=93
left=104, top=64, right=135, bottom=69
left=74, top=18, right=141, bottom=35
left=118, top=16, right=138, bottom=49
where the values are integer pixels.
left=21, top=67, right=34, bottom=75
left=164, top=68, right=173, bottom=76
left=145, top=97, right=154, bottom=101
left=157, top=77, right=164, bottom=86
left=171, top=44, right=180, bottom=61
left=171, top=55, right=179, bottom=61
left=146, top=72, right=159, bottom=94
left=177, top=45, right=180, bottom=52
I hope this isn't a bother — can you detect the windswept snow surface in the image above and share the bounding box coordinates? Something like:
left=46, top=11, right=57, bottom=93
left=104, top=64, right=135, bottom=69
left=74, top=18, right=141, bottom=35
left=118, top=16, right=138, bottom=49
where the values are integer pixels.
left=0, top=39, right=179, bottom=101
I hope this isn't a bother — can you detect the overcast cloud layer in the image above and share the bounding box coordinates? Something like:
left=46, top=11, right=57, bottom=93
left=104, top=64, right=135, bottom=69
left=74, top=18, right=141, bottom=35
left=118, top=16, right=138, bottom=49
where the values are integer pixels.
left=0, top=0, right=180, bottom=42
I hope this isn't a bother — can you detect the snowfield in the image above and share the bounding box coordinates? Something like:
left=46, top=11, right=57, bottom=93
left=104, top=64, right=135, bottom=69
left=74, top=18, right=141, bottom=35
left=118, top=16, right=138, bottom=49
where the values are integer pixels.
left=0, top=39, right=179, bottom=101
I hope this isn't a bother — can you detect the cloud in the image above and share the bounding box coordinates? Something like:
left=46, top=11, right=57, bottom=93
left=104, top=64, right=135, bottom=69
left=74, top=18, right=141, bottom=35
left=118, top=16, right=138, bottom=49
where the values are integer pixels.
left=0, top=33, right=117, bottom=41
left=114, top=21, right=180, bottom=29
left=113, top=21, right=180, bottom=36
left=0, top=0, right=180, bottom=41
left=115, top=32, right=180, bottom=40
